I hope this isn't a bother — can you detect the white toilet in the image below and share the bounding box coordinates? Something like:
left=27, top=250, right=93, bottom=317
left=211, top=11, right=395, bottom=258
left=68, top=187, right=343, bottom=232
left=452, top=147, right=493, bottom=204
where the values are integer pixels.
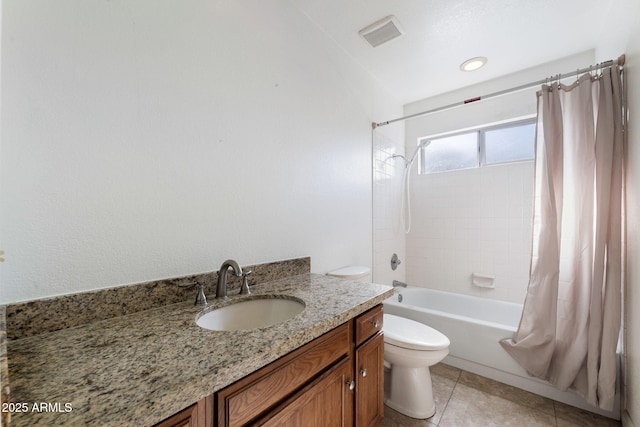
left=326, top=265, right=371, bottom=282
left=383, top=313, right=450, bottom=419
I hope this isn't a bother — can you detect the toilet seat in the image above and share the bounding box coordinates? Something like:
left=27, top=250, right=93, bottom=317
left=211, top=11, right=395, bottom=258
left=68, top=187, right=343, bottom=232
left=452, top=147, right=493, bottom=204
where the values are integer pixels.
left=383, top=314, right=450, bottom=351
left=326, top=265, right=370, bottom=280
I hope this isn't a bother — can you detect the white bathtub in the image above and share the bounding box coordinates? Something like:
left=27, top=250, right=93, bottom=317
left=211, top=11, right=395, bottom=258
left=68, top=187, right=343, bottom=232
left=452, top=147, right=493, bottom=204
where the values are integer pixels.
left=383, top=286, right=620, bottom=419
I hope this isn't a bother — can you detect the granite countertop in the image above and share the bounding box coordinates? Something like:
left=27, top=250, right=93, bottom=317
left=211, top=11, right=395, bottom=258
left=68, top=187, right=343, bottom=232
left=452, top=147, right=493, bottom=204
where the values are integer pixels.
left=6, top=274, right=393, bottom=427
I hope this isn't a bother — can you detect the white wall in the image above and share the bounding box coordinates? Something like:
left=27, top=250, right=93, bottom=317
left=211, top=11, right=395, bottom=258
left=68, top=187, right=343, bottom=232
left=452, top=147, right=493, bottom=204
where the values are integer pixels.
left=0, top=0, right=402, bottom=304
left=401, top=51, right=594, bottom=304
left=623, top=4, right=640, bottom=424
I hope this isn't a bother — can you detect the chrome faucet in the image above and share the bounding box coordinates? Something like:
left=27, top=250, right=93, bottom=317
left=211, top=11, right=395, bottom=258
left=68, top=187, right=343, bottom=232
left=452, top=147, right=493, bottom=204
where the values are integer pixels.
left=392, top=280, right=408, bottom=288
left=216, top=259, right=243, bottom=299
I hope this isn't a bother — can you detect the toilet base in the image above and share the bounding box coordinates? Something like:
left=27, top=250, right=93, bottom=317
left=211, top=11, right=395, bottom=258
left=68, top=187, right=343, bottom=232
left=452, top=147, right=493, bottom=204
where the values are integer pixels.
left=384, top=365, right=436, bottom=419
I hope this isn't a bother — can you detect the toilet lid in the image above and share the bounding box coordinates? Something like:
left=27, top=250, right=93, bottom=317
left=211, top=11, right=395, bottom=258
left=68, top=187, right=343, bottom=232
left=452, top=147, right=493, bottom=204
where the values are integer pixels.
left=326, top=266, right=370, bottom=279
left=383, top=314, right=450, bottom=351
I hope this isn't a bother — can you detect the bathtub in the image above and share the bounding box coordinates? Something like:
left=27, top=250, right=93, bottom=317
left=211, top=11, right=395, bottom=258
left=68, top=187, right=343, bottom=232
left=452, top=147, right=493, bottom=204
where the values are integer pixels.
left=383, top=286, right=620, bottom=419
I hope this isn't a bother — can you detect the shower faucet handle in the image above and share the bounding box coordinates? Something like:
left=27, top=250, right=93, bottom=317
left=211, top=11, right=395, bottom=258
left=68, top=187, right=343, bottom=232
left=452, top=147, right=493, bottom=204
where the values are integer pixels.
left=390, top=253, right=402, bottom=270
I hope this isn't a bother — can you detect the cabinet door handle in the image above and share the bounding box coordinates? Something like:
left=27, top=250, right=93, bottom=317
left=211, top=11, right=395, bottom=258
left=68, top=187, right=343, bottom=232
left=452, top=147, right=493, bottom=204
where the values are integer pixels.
left=360, top=369, right=368, bottom=377
left=373, top=320, right=380, bottom=328
left=347, top=380, right=355, bottom=391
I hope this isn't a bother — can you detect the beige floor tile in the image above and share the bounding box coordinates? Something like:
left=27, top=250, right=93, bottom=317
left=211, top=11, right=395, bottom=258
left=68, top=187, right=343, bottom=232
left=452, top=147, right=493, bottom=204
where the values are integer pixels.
left=432, top=362, right=462, bottom=382
left=438, top=381, right=557, bottom=427
left=380, top=364, right=620, bottom=427
left=457, top=370, right=555, bottom=416
left=429, top=365, right=459, bottom=424
left=554, top=401, right=621, bottom=427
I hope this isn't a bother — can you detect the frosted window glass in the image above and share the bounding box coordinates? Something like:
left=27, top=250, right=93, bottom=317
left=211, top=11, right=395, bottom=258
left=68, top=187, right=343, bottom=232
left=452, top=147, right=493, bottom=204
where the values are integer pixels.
left=421, top=132, right=478, bottom=173
left=485, top=123, right=535, bottom=164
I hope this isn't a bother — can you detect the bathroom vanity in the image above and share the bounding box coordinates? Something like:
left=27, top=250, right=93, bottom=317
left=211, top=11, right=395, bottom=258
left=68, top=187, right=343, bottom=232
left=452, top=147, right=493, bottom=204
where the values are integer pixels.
left=174, top=304, right=384, bottom=427
left=4, top=270, right=392, bottom=426
left=158, top=305, right=384, bottom=426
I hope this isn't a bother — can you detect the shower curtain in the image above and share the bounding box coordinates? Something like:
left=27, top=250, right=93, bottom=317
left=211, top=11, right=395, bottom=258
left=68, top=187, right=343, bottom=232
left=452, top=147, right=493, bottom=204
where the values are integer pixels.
left=500, top=67, right=624, bottom=410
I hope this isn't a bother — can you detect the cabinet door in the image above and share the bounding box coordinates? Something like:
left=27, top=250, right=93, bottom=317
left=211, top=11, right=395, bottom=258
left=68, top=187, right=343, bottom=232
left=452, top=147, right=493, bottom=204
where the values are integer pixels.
left=153, top=403, right=199, bottom=427
left=153, top=397, right=211, bottom=427
left=258, top=357, right=354, bottom=427
left=217, top=323, right=351, bottom=426
left=355, top=305, right=383, bottom=347
left=355, top=332, right=384, bottom=427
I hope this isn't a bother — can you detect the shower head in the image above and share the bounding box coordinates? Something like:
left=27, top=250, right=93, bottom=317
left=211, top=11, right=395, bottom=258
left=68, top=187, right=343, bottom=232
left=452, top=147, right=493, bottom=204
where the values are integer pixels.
left=408, top=140, right=430, bottom=164
left=389, top=140, right=431, bottom=168
left=389, top=153, right=409, bottom=167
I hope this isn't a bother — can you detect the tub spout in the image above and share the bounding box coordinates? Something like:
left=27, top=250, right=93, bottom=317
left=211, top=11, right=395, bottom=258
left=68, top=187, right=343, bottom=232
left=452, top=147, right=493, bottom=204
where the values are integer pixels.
left=392, top=280, right=408, bottom=288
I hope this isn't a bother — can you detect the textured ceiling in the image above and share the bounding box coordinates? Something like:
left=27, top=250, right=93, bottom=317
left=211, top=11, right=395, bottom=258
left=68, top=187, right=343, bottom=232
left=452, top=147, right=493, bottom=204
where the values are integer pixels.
left=289, top=0, right=636, bottom=104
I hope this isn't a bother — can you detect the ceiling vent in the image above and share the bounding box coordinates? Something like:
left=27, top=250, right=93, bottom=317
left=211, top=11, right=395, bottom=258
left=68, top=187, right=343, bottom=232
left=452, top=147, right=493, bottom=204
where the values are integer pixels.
left=358, top=15, right=403, bottom=48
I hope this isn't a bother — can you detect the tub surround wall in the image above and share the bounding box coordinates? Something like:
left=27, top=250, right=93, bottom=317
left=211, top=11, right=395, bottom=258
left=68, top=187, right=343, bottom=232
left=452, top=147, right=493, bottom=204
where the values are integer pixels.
left=406, top=163, right=534, bottom=303
left=373, top=128, right=406, bottom=286
left=5, top=257, right=310, bottom=341
left=402, top=52, right=595, bottom=304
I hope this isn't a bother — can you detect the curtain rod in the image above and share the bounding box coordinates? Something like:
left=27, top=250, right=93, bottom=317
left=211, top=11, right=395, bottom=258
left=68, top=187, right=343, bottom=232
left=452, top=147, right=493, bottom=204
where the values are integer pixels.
left=372, top=54, right=626, bottom=129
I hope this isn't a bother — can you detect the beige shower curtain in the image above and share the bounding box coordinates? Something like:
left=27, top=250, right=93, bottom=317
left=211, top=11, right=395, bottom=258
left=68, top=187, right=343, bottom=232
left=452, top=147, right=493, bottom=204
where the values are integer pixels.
left=500, top=67, right=624, bottom=410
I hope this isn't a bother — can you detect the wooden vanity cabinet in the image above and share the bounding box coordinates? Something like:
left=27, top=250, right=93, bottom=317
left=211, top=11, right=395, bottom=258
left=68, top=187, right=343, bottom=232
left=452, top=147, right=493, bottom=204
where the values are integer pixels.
left=215, top=322, right=353, bottom=426
left=157, top=304, right=384, bottom=427
left=254, top=304, right=383, bottom=427
left=354, top=305, right=384, bottom=427
left=257, top=357, right=354, bottom=426
left=154, top=397, right=212, bottom=427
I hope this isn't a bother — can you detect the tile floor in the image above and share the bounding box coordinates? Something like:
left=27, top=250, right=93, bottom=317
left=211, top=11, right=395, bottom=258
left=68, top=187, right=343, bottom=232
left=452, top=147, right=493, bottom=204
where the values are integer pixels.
left=380, top=363, right=621, bottom=427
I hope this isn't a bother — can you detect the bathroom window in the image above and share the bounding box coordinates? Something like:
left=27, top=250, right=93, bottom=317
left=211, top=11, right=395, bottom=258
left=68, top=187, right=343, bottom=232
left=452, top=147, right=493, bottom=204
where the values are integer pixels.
left=484, top=121, right=536, bottom=164
left=419, top=118, right=536, bottom=174
left=420, top=131, right=478, bottom=173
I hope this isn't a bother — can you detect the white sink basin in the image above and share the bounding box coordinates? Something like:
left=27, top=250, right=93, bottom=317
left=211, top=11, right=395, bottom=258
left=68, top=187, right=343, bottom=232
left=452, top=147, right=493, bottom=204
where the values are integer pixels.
left=196, top=296, right=305, bottom=331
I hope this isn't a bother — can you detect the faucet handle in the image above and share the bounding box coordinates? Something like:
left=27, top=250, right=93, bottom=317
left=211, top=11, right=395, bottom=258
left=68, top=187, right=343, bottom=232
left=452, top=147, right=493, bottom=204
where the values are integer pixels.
left=177, top=281, right=209, bottom=306
left=239, top=270, right=253, bottom=295
left=195, top=282, right=208, bottom=306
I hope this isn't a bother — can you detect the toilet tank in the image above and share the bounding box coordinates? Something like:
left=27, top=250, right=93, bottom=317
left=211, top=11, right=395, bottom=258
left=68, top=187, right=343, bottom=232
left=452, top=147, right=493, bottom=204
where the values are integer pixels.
left=326, top=266, right=371, bottom=282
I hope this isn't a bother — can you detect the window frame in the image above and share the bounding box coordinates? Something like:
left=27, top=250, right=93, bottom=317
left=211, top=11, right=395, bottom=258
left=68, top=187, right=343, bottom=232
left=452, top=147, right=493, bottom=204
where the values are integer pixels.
left=418, top=116, right=536, bottom=175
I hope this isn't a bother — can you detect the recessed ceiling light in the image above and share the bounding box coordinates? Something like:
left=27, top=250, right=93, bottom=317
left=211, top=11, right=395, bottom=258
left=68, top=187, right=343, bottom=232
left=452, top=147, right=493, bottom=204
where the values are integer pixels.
left=460, top=57, right=488, bottom=72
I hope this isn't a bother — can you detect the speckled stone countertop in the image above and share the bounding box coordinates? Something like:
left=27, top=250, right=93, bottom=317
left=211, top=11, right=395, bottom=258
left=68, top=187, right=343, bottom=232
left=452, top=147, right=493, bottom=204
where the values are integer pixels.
left=6, top=274, right=392, bottom=426
left=1, top=306, right=9, bottom=427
